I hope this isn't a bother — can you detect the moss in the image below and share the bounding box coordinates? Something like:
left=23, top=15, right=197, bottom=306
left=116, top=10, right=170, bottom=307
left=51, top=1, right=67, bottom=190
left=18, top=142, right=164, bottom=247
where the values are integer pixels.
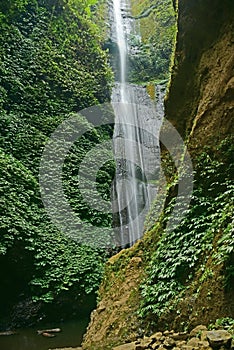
left=129, top=0, right=177, bottom=83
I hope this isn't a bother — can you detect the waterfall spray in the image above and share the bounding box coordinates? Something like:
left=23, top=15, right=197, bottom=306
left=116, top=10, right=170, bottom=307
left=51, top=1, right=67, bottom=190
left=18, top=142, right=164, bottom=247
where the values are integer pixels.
left=111, top=0, right=164, bottom=247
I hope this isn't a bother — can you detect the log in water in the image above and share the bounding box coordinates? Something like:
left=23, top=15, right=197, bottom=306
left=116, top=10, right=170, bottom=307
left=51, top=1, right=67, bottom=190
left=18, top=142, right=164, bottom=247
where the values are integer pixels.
left=0, top=319, right=88, bottom=350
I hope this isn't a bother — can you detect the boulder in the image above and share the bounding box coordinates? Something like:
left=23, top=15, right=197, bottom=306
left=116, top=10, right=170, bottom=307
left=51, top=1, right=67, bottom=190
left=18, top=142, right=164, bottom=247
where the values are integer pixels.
left=176, top=340, right=187, bottom=347
left=172, top=332, right=189, bottom=341
left=198, top=340, right=210, bottom=349
left=152, top=342, right=162, bottom=349
left=135, top=336, right=153, bottom=349
left=206, top=330, right=232, bottom=349
left=163, top=337, right=176, bottom=348
left=190, top=326, right=208, bottom=338
left=187, top=337, right=200, bottom=348
left=150, top=332, right=163, bottom=341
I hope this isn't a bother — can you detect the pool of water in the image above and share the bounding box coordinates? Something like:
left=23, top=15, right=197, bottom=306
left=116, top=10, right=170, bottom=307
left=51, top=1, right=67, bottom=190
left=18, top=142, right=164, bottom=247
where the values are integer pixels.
left=0, top=318, right=90, bottom=350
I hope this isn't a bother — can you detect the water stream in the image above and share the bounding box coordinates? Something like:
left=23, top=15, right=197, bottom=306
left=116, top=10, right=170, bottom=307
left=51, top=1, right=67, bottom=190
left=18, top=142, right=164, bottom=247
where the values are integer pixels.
left=0, top=294, right=96, bottom=349
left=0, top=318, right=88, bottom=350
left=111, top=0, right=163, bottom=247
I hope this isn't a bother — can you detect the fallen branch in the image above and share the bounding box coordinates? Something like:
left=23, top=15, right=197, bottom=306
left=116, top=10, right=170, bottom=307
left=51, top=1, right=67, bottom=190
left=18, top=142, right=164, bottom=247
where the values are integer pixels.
left=37, top=328, right=61, bottom=335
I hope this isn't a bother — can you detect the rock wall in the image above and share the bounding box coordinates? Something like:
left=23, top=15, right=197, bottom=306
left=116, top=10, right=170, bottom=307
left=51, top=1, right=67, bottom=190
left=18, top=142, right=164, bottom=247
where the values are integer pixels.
left=165, top=0, right=234, bottom=146
left=82, top=0, right=234, bottom=349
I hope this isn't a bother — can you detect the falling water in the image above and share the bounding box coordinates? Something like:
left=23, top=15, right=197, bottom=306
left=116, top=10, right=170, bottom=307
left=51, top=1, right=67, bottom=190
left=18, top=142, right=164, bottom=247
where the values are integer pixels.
left=111, top=0, right=164, bottom=247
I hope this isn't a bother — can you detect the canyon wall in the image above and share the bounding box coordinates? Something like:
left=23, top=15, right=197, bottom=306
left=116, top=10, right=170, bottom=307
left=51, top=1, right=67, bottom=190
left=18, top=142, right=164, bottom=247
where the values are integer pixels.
left=82, top=0, right=234, bottom=349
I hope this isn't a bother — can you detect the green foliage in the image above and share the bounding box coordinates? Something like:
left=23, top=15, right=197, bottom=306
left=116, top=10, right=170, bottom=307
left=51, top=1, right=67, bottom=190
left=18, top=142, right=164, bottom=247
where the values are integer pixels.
left=129, top=0, right=177, bottom=82
left=139, top=138, right=233, bottom=323
left=0, top=2, right=112, bottom=117
left=0, top=0, right=113, bottom=314
left=0, top=147, right=105, bottom=303
left=208, top=317, right=234, bottom=331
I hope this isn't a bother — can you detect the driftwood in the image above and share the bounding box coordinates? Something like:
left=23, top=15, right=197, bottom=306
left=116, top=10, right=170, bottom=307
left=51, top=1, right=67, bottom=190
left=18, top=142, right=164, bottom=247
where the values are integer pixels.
left=37, top=328, right=61, bottom=335
left=0, top=331, right=17, bottom=336
left=41, top=332, right=56, bottom=338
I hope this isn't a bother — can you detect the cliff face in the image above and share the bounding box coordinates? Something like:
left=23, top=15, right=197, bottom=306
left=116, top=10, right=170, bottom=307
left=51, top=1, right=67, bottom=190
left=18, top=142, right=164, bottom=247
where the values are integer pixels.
left=165, top=0, right=234, bottom=145
left=82, top=1, right=234, bottom=349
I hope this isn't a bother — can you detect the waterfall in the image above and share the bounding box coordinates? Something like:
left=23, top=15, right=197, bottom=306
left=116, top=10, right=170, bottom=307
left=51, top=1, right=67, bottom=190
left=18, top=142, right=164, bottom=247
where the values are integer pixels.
left=111, top=0, right=164, bottom=247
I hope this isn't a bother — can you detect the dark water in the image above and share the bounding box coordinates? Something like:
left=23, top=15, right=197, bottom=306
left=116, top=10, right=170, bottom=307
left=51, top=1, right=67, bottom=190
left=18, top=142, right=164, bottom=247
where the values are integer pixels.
left=0, top=317, right=90, bottom=350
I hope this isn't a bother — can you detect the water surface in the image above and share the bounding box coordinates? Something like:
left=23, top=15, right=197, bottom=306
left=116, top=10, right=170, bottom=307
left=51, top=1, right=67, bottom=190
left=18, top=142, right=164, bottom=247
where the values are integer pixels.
left=0, top=317, right=89, bottom=350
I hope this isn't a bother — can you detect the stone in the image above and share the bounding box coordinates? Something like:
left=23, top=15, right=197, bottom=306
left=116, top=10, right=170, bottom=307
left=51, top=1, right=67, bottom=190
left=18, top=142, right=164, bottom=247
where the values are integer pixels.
left=136, top=337, right=153, bottom=349
left=172, top=332, right=189, bottom=341
left=152, top=342, right=162, bottom=350
left=190, top=326, right=208, bottom=338
left=129, top=257, right=142, bottom=266
left=200, top=331, right=208, bottom=342
left=187, top=337, right=200, bottom=348
left=198, top=340, right=210, bottom=349
left=163, top=337, right=176, bottom=348
left=181, top=346, right=195, bottom=350
left=150, top=332, right=163, bottom=341
left=206, top=330, right=232, bottom=349
left=176, top=341, right=187, bottom=347
left=113, top=343, right=137, bottom=350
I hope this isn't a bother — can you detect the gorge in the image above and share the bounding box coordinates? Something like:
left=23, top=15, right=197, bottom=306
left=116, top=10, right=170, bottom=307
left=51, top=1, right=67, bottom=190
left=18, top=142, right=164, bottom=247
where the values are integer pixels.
left=0, top=0, right=233, bottom=349
left=82, top=0, right=234, bottom=348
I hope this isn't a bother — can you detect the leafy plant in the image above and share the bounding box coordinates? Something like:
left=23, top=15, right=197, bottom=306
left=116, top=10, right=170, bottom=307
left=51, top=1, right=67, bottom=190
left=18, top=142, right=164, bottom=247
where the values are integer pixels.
left=139, top=138, right=233, bottom=324
left=129, top=0, right=177, bottom=83
left=0, top=0, right=113, bottom=323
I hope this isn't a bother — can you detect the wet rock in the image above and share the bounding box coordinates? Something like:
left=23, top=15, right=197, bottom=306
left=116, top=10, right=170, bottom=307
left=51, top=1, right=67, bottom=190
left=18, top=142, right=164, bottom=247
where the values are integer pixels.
left=201, top=331, right=208, bottom=342
left=112, top=342, right=137, bottom=350
left=190, top=326, right=208, bottom=338
left=129, top=257, right=142, bottom=266
left=172, top=332, right=189, bottom=341
left=109, top=328, right=233, bottom=350
left=206, top=330, right=232, bottom=349
left=198, top=340, right=210, bottom=349
left=10, top=298, right=43, bottom=328
left=152, top=340, right=163, bottom=349
left=164, top=337, right=176, bottom=348
left=164, top=331, right=170, bottom=336
left=150, top=332, right=163, bottom=341
left=181, top=345, right=195, bottom=350
left=176, top=340, right=187, bottom=347
left=136, top=336, right=153, bottom=349
left=187, top=337, right=200, bottom=348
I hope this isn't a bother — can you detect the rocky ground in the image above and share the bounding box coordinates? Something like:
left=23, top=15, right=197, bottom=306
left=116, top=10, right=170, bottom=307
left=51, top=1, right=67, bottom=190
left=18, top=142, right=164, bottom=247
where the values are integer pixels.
left=49, top=324, right=234, bottom=350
